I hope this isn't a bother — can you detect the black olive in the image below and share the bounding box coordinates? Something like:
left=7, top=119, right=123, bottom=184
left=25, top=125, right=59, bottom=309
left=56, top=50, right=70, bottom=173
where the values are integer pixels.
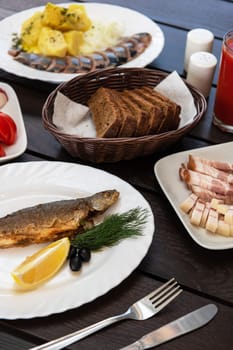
left=78, top=247, right=91, bottom=262
left=69, top=254, right=82, bottom=271
left=67, top=245, right=77, bottom=259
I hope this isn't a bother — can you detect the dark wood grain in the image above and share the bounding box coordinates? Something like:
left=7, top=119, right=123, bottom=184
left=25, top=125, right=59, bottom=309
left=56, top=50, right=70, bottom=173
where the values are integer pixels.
left=0, top=1, right=233, bottom=349
left=1, top=272, right=232, bottom=350
left=1, top=0, right=231, bottom=37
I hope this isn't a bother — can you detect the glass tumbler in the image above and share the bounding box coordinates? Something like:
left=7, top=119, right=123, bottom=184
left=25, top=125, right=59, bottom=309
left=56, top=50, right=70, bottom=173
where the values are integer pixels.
left=213, top=30, right=233, bottom=133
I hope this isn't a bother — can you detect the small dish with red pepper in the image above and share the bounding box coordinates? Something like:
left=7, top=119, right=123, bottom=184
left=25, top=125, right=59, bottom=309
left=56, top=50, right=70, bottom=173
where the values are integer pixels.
left=0, top=82, right=27, bottom=161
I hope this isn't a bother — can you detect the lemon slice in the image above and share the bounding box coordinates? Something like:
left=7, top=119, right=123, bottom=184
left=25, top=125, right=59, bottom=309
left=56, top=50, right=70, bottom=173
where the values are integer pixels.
left=11, top=237, right=70, bottom=290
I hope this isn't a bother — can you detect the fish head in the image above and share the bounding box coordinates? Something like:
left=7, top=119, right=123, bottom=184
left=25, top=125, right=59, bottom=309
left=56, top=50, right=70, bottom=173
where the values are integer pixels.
left=89, top=190, right=119, bottom=212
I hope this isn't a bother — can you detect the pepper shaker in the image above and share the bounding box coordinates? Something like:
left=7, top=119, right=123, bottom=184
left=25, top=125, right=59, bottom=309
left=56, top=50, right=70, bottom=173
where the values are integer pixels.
left=184, top=28, right=214, bottom=71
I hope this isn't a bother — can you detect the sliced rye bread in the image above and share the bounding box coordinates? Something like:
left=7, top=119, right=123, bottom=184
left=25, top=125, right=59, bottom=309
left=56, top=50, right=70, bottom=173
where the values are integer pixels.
left=87, top=87, right=137, bottom=138
left=138, top=86, right=181, bottom=132
left=87, top=87, right=122, bottom=138
left=133, top=87, right=170, bottom=132
left=87, top=86, right=181, bottom=138
left=119, top=92, right=149, bottom=136
left=123, top=89, right=164, bottom=134
left=114, top=93, right=138, bottom=137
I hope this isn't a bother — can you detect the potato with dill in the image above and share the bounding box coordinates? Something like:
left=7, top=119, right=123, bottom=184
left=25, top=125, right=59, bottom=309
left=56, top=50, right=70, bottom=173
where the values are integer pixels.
left=42, top=3, right=92, bottom=32
left=20, top=11, right=43, bottom=53
left=18, top=2, right=91, bottom=57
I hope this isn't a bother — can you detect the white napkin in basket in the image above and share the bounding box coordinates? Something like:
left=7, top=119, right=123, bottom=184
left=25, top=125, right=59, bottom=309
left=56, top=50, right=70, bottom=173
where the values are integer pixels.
left=154, top=71, right=197, bottom=128
left=52, top=71, right=197, bottom=137
left=53, top=91, right=96, bottom=137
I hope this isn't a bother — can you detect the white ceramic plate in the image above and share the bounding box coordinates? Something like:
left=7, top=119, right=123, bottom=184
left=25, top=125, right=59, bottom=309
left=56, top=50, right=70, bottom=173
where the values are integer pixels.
left=0, top=2, right=164, bottom=83
left=0, top=82, right=27, bottom=162
left=154, top=142, right=233, bottom=250
left=0, top=161, right=154, bottom=319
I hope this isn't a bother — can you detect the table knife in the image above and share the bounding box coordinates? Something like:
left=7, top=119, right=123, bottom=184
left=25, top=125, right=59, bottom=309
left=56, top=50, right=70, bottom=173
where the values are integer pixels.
left=120, top=304, right=217, bottom=350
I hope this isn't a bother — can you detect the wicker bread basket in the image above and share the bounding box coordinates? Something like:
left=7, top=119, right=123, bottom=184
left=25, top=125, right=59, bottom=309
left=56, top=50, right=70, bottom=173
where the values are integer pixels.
left=42, top=67, right=207, bottom=163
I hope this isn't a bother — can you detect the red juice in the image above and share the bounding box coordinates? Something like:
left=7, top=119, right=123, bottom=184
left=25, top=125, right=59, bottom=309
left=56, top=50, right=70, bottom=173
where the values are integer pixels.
left=214, top=30, right=233, bottom=127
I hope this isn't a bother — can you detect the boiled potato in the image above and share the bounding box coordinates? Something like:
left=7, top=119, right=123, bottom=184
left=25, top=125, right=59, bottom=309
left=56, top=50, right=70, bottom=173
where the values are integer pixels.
left=38, top=27, right=67, bottom=57
left=41, top=2, right=66, bottom=29
left=59, top=5, right=92, bottom=32
left=21, top=11, right=43, bottom=52
left=19, top=2, right=93, bottom=57
left=41, top=2, right=91, bottom=32
left=63, top=30, right=84, bottom=56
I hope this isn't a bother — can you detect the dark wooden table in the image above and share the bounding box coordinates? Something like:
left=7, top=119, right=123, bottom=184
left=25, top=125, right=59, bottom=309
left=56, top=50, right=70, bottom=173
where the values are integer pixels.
left=0, top=1, right=233, bottom=349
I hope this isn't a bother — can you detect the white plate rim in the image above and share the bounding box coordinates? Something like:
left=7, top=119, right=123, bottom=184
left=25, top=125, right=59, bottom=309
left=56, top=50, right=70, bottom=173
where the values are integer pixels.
left=0, top=161, right=154, bottom=319
left=0, top=82, right=27, bottom=162
left=154, top=142, right=233, bottom=250
left=0, top=2, right=165, bottom=83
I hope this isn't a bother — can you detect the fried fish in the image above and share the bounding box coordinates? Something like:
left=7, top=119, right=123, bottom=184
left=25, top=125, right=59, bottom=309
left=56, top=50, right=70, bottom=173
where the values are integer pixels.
left=0, top=190, right=119, bottom=248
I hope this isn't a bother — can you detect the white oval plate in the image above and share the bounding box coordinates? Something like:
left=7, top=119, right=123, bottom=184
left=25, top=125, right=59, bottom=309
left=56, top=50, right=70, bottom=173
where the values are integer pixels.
left=0, top=82, right=27, bottom=162
left=154, top=142, right=233, bottom=250
left=0, top=2, right=164, bottom=83
left=0, top=161, right=154, bottom=319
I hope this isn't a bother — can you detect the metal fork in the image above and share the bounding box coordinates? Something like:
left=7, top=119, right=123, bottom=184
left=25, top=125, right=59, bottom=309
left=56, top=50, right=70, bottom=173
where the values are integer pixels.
left=30, top=278, right=182, bottom=350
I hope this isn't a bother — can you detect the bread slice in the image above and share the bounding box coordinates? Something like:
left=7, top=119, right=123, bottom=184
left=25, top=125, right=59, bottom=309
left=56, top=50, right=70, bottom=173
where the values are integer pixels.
left=88, top=87, right=137, bottom=138
left=119, top=93, right=149, bottom=136
left=138, top=86, right=181, bottom=132
left=88, top=87, right=122, bottom=138
left=114, top=95, right=137, bottom=137
left=123, top=89, right=164, bottom=134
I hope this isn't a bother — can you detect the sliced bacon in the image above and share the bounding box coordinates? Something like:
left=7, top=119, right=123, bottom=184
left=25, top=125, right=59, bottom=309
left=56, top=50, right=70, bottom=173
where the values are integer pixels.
left=179, top=165, right=233, bottom=197
left=205, top=208, right=218, bottom=233
left=188, top=155, right=233, bottom=184
left=215, top=203, right=229, bottom=215
left=190, top=184, right=227, bottom=202
left=200, top=203, right=210, bottom=228
left=189, top=155, right=233, bottom=173
left=179, top=155, right=233, bottom=237
left=190, top=199, right=205, bottom=226
left=224, top=208, right=233, bottom=225
left=217, top=220, right=233, bottom=237
left=180, top=193, right=198, bottom=213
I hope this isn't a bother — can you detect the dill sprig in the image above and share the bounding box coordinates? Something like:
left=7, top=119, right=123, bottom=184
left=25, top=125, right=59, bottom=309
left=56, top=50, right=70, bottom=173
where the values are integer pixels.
left=71, top=207, right=149, bottom=251
left=11, top=33, right=22, bottom=49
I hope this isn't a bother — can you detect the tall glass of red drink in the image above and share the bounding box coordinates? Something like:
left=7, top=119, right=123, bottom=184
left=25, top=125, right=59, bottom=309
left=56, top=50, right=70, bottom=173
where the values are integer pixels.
left=213, top=30, right=233, bottom=133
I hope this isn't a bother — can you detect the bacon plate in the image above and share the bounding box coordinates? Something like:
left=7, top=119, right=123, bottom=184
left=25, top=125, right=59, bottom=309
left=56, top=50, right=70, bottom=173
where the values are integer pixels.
left=179, top=155, right=233, bottom=237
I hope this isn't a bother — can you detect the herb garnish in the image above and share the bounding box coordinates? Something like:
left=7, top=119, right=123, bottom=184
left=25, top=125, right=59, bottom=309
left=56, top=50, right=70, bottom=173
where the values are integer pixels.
left=71, top=207, right=149, bottom=251
left=11, top=33, right=22, bottom=49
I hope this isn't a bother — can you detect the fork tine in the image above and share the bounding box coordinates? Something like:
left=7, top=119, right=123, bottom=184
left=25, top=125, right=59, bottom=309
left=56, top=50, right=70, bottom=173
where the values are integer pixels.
left=153, top=288, right=183, bottom=313
left=149, top=280, right=178, bottom=302
left=152, top=285, right=181, bottom=307
left=143, top=278, right=176, bottom=301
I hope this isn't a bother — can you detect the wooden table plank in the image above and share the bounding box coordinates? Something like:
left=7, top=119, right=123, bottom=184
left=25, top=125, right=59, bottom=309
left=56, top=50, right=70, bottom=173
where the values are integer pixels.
left=0, top=2, right=232, bottom=350
left=0, top=0, right=231, bottom=38
left=2, top=272, right=233, bottom=350
left=0, top=331, right=35, bottom=350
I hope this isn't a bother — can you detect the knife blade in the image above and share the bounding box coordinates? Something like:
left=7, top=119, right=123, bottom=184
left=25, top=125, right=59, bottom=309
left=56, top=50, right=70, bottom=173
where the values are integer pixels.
left=120, top=304, right=218, bottom=350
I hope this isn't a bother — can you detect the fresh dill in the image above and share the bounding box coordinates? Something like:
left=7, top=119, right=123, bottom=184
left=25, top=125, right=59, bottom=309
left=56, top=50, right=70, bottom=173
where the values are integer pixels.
left=71, top=207, right=149, bottom=251
left=11, top=33, right=22, bottom=49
